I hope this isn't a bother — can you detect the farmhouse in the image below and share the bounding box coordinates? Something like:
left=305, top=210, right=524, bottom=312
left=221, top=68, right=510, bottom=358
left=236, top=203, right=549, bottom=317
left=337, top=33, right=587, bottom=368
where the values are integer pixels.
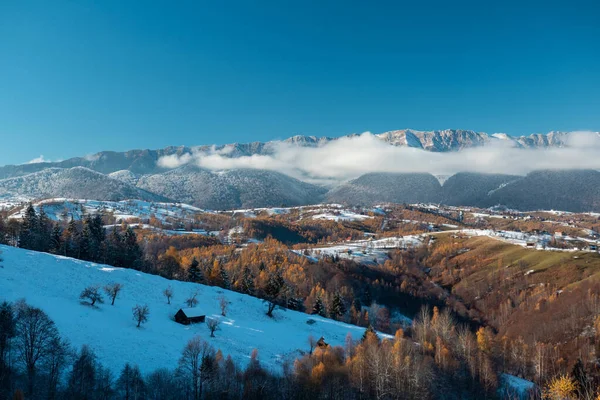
left=175, top=308, right=206, bottom=325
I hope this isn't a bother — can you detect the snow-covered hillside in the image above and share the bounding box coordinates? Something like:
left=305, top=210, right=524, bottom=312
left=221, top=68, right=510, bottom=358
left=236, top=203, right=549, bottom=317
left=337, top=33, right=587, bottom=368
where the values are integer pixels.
left=8, top=198, right=205, bottom=224
left=0, top=245, right=384, bottom=375
left=0, top=167, right=168, bottom=203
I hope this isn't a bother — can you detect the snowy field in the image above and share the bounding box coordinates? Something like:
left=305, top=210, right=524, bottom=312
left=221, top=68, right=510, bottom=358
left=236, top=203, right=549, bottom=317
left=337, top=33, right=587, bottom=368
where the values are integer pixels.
left=0, top=245, right=386, bottom=375
left=296, top=235, right=423, bottom=264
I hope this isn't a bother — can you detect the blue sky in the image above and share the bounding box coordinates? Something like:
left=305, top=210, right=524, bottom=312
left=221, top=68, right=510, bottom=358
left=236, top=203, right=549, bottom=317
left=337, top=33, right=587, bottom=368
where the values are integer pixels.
left=0, top=0, right=599, bottom=165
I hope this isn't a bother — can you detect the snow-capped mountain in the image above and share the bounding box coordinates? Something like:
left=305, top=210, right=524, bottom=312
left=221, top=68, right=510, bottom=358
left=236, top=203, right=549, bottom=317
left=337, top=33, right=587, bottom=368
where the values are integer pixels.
left=1, top=129, right=599, bottom=211
left=0, top=129, right=590, bottom=181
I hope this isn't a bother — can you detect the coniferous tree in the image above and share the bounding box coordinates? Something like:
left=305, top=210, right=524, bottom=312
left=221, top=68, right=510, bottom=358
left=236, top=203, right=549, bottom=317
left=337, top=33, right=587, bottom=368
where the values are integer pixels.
left=187, top=258, right=203, bottom=283
left=37, top=206, right=51, bottom=252
left=66, top=219, right=80, bottom=258
left=240, top=267, right=255, bottom=295
left=49, top=225, right=63, bottom=255
left=312, top=296, right=326, bottom=317
left=19, top=203, right=38, bottom=250
left=123, top=227, right=143, bottom=270
left=329, top=292, right=346, bottom=320
left=361, top=323, right=379, bottom=342
left=219, top=266, right=231, bottom=289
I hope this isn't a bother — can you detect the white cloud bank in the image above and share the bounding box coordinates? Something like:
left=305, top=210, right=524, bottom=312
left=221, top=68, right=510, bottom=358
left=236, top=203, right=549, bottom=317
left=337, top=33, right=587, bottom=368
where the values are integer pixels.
left=157, top=131, right=600, bottom=185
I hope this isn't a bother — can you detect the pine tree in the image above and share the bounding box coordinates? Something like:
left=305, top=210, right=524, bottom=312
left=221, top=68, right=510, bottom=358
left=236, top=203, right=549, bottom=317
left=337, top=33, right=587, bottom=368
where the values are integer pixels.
left=19, top=203, right=38, bottom=250
left=312, top=296, right=326, bottom=317
left=240, top=267, right=255, bottom=295
left=329, top=292, right=346, bottom=320
left=66, top=219, right=80, bottom=258
left=219, top=266, right=231, bottom=289
left=79, top=223, right=92, bottom=261
left=361, top=324, right=379, bottom=342
left=122, top=226, right=143, bottom=270
left=187, top=258, right=203, bottom=283
left=37, top=206, right=51, bottom=252
left=49, top=225, right=62, bottom=254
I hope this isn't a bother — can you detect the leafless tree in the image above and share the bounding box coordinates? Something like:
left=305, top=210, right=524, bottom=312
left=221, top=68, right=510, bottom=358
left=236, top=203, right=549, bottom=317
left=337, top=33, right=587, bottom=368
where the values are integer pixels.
left=132, top=304, right=149, bottom=328
left=218, top=295, right=228, bottom=316
left=177, top=336, right=214, bottom=400
left=185, top=292, right=199, bottom=308
left=80, top=285, right=104, bottom=306
left=308, top=335, right=317, bottom=355
left=44, top=336, right=72, bottom=400
left=163, top=286, right=174, bottom=304
left=104, top=283, right=123, bottom=306
left=207, top=318, right=220, bottom=337
left=15, top=303, right=60, bottom=396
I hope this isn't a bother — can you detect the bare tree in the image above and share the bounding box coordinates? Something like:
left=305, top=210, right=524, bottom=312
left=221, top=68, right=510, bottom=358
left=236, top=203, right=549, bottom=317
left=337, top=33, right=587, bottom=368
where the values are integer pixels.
left=132, top=305, right=149, bottom=328
left=15, top=304, right=60, bottom=396
left=206, top=318, right=220, bottom=337
left=80, top=285, right=104, bottom=306
left=308, top=335, right=317, bottom=355
left=163, top=286, right=174, bottom=304
left=218, top=295, right=228, bottom=316
left=185, top=292, right=198, bottom=308
left=44, top=336, right=72, bottom=400
left=104, top=283, right=123, bottom=306
left=177, top=336, right=214, bottom=400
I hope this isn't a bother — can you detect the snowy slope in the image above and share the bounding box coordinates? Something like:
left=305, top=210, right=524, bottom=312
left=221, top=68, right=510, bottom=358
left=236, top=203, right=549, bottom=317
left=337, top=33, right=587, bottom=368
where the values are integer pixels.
left=0, top=245, right=385, bottom=374
left=8, top=198, right=206, bottom=224
left=0, top=167, right=168, bottom=202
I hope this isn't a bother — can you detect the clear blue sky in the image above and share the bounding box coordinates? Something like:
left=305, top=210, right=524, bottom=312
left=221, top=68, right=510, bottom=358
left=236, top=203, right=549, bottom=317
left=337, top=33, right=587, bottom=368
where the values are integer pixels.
left=1, top=0, right=599, bottom=165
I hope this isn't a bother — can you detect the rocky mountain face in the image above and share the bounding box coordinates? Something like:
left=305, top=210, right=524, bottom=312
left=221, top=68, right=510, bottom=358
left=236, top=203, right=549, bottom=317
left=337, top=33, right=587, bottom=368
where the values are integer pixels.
left=0, top=130, right=585, bottom=181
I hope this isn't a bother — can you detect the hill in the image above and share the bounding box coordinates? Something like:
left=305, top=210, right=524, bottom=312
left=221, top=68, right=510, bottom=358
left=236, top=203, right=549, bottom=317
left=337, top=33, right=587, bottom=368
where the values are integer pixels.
left=486, top=170, right=600, bottom=212
left=137, top=166, right=327, bottom=209
left=0, top=167, right=168, bottom=202
left=326, top=172, right=442, bottom=205
left=0, top=245, right=377, bottom=374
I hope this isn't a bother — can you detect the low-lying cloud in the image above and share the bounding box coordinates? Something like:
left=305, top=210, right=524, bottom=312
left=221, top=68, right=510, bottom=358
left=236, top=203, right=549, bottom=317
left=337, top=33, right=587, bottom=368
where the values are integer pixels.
left=26, top=155, right=49, bottom=164
left=157, top=131, right=600, bottom=185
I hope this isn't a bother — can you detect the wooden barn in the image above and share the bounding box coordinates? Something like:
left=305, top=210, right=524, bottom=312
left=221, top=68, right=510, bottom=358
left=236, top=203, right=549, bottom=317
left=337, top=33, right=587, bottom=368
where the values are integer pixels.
left=175, top=308, right=206, bottom=325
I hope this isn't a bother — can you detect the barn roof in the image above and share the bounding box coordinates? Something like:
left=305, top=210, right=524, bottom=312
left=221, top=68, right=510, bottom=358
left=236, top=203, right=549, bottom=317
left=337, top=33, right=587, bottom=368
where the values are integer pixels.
left=179, top=308, right=205, bottom=318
